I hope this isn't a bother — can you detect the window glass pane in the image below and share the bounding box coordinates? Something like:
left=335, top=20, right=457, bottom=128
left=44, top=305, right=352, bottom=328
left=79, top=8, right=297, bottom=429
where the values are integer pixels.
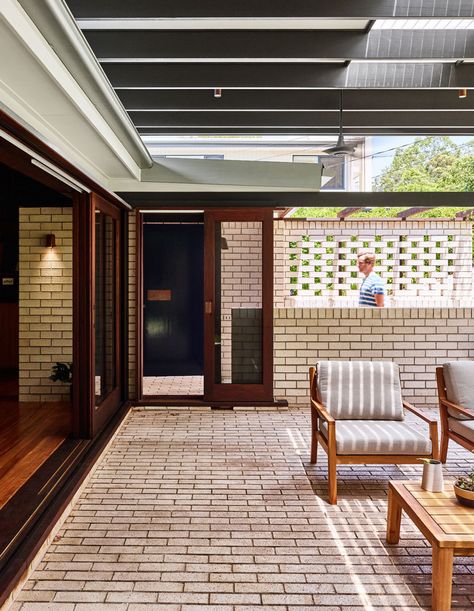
left=95, top=211, right=116, bottom=403
left=214, top=221, right=263, bottom=384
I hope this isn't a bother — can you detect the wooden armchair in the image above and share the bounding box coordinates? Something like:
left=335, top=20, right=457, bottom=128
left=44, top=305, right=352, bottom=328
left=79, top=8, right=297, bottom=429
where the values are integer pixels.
left=436, top=363, right=474, bottom=462
left=310, top=361, right=439, bottom=505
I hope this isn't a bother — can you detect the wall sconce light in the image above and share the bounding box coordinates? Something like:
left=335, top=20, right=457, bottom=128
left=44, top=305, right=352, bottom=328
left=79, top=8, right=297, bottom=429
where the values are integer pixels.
left=45, top=233, right=56, bottom=248
left=221, top=237, right=229, bottom=250
left=459, top=88, right=468, bottom=99
left=214, top=88, right=222, bottom=98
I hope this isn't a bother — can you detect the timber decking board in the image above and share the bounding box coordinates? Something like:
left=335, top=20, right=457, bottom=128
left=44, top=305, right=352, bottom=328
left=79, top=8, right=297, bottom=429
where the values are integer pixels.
left=0, top=400, right=71, bottom=508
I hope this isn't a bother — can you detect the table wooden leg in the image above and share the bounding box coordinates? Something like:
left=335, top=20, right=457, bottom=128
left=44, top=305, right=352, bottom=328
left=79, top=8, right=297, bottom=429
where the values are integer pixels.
left=432, top=545, right=453, bottom=611
left=386, top=487, right=402, bottom=544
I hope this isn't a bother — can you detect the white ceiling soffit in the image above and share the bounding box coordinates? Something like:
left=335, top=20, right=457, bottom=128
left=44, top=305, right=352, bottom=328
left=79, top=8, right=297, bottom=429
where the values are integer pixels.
left=0, top=0, right=152, bottom=184
left=77, top=18, right=370, bottom=30
left=15, top=0, right=152, bottom=168
left=110, top=157, right=323, bottom=192
left=0, top=4, right=136, bottom=182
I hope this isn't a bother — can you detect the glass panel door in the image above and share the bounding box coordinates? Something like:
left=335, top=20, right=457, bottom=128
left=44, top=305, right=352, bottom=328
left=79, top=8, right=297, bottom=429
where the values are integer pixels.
left=95, top=211, right=116, bottom=403
left=92, top=194, right=121, bottom=434
left=204, top=209, right=273, bottom=402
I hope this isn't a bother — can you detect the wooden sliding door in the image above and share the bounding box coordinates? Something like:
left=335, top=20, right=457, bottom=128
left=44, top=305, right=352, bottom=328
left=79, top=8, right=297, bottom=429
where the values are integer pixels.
left=92, top=194, right=122, bottom=435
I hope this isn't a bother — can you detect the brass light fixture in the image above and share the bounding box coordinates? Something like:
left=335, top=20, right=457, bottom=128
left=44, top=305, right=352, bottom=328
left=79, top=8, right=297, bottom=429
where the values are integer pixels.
left=45, top=233, right=56, bottom=248
left=459, top=88, right=468, bottom=99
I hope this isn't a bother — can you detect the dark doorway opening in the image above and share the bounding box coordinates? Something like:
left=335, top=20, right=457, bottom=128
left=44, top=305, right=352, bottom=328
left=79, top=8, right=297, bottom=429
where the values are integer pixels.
left=143, top=214, right=204, bottom=396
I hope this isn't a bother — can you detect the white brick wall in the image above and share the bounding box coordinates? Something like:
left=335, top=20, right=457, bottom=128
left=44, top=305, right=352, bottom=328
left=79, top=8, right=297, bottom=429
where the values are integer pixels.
left=19, top=207, right=73, bottom=402
left=274, top=307, right=474, bottom=407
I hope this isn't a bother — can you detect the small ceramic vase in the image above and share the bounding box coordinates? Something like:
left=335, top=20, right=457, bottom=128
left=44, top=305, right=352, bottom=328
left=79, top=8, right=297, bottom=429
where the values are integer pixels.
left=421, top=460, right=444, bottom=492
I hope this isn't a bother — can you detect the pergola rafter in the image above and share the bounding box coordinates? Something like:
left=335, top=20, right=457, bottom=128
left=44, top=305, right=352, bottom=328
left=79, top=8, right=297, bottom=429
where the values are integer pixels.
left=337, top=207, right=363, bottom=219
left=63, top=0, right=474, bottom=136
left=455, top=208, right=474, bottom=220
left=396, top=207, right=436, bottom=219
left=87, top=30, right=473, bottom=62
left=67, top=1, right=474, bottom=19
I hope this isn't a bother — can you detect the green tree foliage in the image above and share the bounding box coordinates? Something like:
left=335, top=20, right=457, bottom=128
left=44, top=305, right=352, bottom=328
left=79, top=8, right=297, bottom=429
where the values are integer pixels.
left=290, top=206, right=469, bottom=219
left=374, top=136, right=474, bottom=192
left=292, top=136, right=474, bottom=219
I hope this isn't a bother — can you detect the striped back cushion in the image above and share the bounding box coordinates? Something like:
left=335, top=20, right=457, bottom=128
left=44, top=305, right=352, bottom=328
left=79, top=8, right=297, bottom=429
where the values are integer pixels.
left=316, top=361, right=404, bottom=420
left=443, top=361, right=474, bottom=419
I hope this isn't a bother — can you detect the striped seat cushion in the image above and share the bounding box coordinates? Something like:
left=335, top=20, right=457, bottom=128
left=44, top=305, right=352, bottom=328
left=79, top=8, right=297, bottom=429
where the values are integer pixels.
left=320, top=420, right=431, bottom=455
left=316, top=361, right=404, bottom=420
left=448, top=417, right=474, bottom=443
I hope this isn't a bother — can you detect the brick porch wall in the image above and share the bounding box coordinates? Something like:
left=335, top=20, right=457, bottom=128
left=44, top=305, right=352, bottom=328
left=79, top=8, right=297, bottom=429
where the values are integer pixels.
left=127, top=218, right=473, bottom=403
left=19, top=207, right=73, bottom=402
left=274, top=307, right=474, bottom=407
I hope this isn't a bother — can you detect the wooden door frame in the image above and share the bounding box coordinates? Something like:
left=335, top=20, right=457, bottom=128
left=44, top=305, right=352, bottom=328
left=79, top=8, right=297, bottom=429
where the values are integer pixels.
left=135, top=211, right=205, bottom=401
left=91, top=193, right=122, bottom=437
left=136, top=210, right=144, bottom=399
left=0, top=110, right=130, bottom=439
left=72, top=192, right=94, bottom=437
left=136, top=207, right=274, bottom=404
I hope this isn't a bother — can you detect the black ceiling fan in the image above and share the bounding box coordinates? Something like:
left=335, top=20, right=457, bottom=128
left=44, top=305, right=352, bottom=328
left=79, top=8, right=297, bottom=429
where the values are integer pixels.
left=323, top=90, right=356, bottom=156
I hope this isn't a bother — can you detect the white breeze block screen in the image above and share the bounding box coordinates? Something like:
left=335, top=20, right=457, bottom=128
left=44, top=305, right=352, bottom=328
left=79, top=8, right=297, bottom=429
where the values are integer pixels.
left=275, top=220, right=472, bottom=306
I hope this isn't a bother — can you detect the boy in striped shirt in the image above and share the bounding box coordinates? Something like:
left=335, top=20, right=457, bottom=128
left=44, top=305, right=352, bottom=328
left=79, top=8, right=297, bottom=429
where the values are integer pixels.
left=357, top=250, right=385, bottom=307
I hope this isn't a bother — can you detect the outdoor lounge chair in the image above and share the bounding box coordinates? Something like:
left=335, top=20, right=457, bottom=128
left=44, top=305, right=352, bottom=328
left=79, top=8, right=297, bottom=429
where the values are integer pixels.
left=309, top=361, right=439, bottom=504
left=436, top=362, right=474, bottom=462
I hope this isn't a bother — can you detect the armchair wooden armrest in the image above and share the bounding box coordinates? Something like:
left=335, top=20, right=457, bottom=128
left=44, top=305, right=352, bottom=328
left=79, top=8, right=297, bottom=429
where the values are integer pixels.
left=310, top=398, right=335, bottom=425
left=403, top=400, right=439, bottom=460
left=439, top=398, right=474, bottom=420
left=403, top=401, right=437, bottom=424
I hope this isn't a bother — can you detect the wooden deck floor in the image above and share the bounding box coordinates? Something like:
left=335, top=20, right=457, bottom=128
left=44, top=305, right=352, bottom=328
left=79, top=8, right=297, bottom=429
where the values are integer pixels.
left=0, top=373, right=72, bottom=508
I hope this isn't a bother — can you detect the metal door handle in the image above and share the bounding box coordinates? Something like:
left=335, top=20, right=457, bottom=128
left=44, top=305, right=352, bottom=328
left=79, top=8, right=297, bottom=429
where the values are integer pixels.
left=205, top=300, right=213, bottom=314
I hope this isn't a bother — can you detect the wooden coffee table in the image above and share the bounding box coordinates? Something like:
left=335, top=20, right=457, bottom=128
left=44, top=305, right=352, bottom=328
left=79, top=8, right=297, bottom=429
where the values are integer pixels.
left=386, top=481, right=474, bottom=611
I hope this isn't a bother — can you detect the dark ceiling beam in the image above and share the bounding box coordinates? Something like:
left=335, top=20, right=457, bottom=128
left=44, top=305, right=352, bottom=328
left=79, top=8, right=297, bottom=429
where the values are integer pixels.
left=103, top=62, right=474, bottom=88
left=129, top=110, right=474, bottom=128
left=67, top=1, right=474, bottom=19
left=118, top=89, right=474, bottom=111
left=86, top=30, right=473, bottom=61
left=118, top=191, right=474, bottom=208
left=138, top=127, right=474, bottom=135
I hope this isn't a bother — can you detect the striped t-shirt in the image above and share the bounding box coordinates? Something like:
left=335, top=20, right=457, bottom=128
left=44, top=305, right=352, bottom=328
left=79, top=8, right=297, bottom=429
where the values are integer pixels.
left=359, top=271, right=385, bottom=307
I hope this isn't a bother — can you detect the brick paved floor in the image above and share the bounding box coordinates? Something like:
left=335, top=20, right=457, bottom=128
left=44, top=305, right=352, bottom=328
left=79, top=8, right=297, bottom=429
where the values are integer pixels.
left=143, top=377, right=204, bottom=396
left=10, top=407, right=474, bottom=611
